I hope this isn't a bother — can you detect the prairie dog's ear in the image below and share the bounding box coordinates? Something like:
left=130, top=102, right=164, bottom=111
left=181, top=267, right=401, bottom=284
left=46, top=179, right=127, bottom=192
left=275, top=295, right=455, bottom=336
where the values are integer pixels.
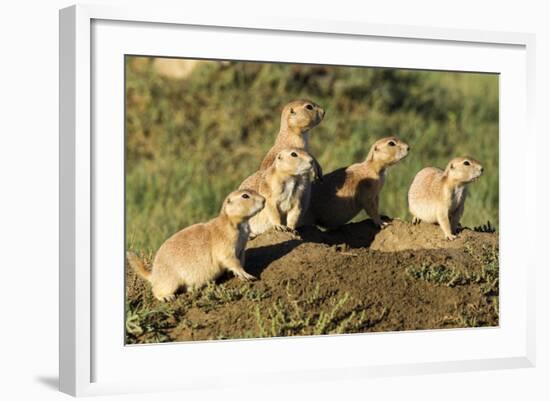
left=289, top=107, right=295, bottom=114
left=450, top=164, right=455, bottom=170
left=226, top=198, right=232, bottom=204
left=374, top=146, right=379, bottom=152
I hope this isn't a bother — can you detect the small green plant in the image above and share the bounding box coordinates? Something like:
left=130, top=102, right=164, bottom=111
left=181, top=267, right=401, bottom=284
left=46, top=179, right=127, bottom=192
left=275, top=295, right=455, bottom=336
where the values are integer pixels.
left=407, top=244, right=499, bottom=329
left=464, top=243, right=499, bottom=295
left=192, top=282, right=271, bottom=312
left=406, top=244, right=498, bottom=295
left=457, top=302, right=499, bottom=327
left=125, top=300, right=175, bottom=344
left=406, top=263, right=457, bottom=285
left=253, top=284, right=377, bottom=338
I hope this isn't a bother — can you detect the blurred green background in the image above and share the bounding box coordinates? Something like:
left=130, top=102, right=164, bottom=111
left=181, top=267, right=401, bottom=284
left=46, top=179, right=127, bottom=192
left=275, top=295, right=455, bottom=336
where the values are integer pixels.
left=125, top=56, right=499, bottom=254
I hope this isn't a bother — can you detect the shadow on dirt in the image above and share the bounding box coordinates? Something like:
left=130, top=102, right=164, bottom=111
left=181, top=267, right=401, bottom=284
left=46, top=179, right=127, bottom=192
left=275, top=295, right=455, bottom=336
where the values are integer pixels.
left=241, top=219, right=383, bottom=277
left=299, top=218, right=382, bottom=249
left=245, top=239, right=303, bottom=277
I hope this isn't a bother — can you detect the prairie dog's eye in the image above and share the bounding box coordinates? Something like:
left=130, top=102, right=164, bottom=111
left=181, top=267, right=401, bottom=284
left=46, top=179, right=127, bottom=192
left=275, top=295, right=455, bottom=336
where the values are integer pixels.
left=242, top=193, right=250, bottom=199
left=291, top=152, right=298, bottom=157
left=388, top=141, right=396, bottom=147
left=305, top=104, right=314, bottom=110
left=463, top=160, right=471, bottom=166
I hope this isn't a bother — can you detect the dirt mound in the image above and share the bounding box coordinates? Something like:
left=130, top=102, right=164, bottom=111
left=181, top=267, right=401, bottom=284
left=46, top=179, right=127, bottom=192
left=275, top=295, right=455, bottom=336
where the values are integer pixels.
left=125, top=219, right=499, bottom=344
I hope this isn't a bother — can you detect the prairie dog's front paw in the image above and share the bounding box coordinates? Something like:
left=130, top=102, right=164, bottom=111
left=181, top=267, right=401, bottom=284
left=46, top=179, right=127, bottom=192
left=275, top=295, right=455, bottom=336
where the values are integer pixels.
left=285, top=226, right=302, bottom=238
left=287, top=226, right=302, bottom=237
left=445, top=234, right=457, bottom=241
left=273, top=225, right=294, bottom=233
left=372, top=219, right=388, bottom=228
left=238, top=271, right=257, bottom=281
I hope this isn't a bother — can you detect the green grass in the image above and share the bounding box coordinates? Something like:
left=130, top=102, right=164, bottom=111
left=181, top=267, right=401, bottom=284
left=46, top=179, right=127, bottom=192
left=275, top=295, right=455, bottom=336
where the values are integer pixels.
left=125, top=57, right=499, bottom=254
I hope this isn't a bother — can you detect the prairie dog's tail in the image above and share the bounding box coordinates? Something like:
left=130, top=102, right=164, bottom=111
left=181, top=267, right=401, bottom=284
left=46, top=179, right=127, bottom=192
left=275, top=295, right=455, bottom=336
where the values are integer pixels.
left=126, top=251, right=151, bottom=281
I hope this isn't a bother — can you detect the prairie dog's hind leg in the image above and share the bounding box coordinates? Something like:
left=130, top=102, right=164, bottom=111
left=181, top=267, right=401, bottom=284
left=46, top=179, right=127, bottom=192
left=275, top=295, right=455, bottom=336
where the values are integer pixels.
left=151, top=280, right=180, bottom=302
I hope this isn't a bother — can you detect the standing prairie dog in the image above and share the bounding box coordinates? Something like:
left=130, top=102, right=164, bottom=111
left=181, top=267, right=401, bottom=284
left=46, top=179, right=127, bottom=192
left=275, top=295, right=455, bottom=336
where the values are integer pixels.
left=408, top=157, right=484, bottom=240
left=239, top=99, right=325, bottom=191
left=126, top=190, right=265, bottom=301
left=249, top=148, right=316, bottom=237
left=307, top=136, right=409, bottom=229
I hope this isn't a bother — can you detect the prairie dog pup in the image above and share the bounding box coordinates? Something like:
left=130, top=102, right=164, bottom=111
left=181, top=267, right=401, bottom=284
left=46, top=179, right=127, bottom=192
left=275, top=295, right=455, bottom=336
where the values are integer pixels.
left=239, top=99, right=325, bottom=191
left=408, top=157, right=484, bottom=240
left=249, top=148, right=315, bottom=237
left=307, top=136, right=409, bottom=228
left=127, top=190, right=265, bottom=301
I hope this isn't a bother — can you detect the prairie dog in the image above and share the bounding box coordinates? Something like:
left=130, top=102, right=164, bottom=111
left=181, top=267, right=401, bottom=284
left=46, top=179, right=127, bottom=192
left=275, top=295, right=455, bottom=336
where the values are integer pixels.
left=239, top=99, right=325, bottom=191
left=127, top=190, right=265, bottom=301
left=307, top=136, right=409, bottom=228
left=248, top=148, right=316, bottom=237
left=408, top=157, right=484, bottom=240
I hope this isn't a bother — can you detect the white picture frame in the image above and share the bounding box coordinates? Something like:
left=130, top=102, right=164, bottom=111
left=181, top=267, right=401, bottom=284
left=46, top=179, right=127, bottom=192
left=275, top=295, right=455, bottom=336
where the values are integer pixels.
left=59, top=4, right=536, bottom=397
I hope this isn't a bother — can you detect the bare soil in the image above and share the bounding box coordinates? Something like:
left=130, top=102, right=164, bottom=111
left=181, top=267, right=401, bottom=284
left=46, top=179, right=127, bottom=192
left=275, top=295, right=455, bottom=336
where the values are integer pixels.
left=125, top=219, right=499, bottom=344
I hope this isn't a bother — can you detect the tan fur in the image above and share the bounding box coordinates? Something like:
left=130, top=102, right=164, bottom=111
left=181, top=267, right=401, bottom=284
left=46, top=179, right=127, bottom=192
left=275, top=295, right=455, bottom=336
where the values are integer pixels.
left=126, top=190, right=265, bottom=301
left=408, top=157, right=484, bottom=240
left=239, top=99, right=325, bottom=191
left=248, top=148, right=315, bottom=237
left=239, top=170, right=262, bottom=192
left=307, top=137, right=409, bottom=228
